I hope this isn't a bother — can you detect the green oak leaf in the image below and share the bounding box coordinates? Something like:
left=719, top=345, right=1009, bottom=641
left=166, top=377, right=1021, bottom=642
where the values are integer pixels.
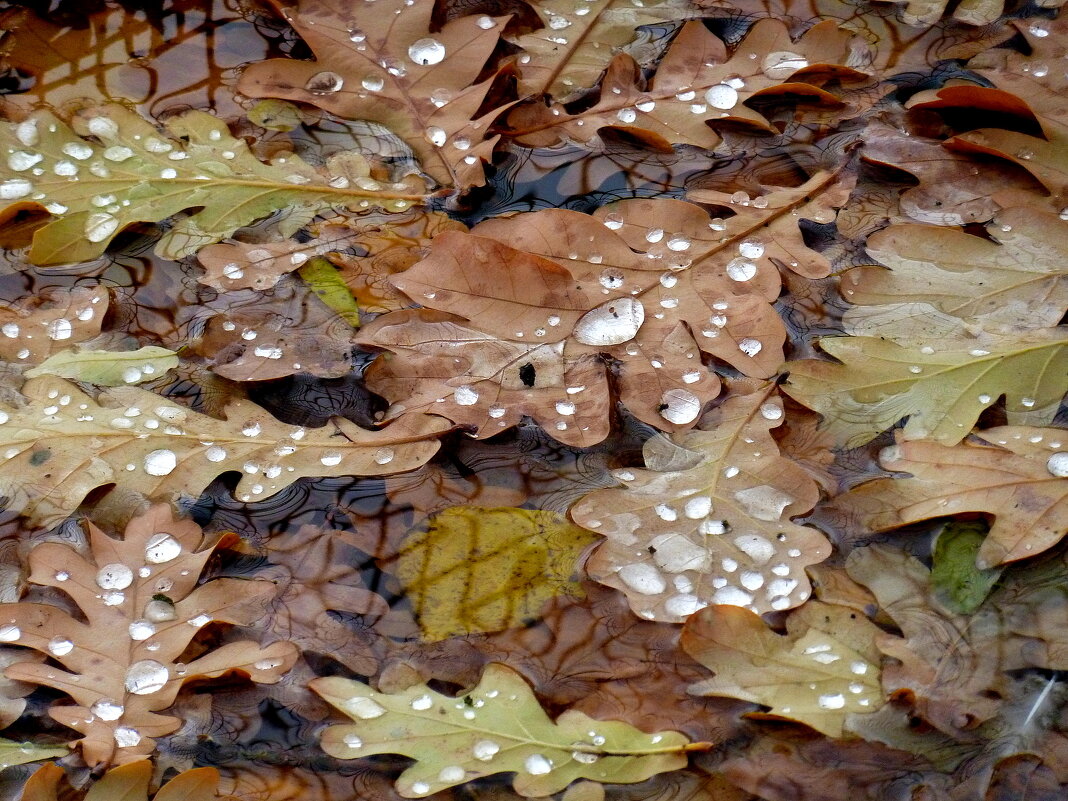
left=931, top=520, right=1004, bottom=615
left=24, top=346, right=178, bottom=386
left=313, top=663, right=702, bottom=798
left=0, top=105, right=425, bottom=264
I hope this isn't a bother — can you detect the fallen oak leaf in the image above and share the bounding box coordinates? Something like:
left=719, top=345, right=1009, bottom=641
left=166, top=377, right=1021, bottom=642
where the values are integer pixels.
left=0, top=105, right=423, bottom=264
left=0, top=738, right=67, bottom=770
left=0, top=286, right=108, bottom=365
left=832, top=427, right=1068, bottom=567
left=24, top=346, right=178, bottom=386
left=0, top=504, right=298, bottom=768
left=507, top=19, right=871, bottom=151
left=0, top=374, right=448, bottom=527
left=572, top=383, right=831, bottom=620
left=237, top=0, right=509, bottom=188
left=781, top=328, right=1068, bottom=447
left=682, top=600, right=884, bottom=737
left=313, top=662, right=704, bottom=798
left=19, top=761, right=235, bottom=801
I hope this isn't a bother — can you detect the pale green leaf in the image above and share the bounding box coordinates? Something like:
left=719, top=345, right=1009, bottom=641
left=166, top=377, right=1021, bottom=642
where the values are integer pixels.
left=0, top=738, right=68, bottom=769
left=313, top=663, right=698, bottom=798
left=24, top=346, right=178, bottom=386
left=0, top=375, right=447, bottom=526
left=392, top=506, right=598, bottom=641
left=782, top=330, right=1068, bottom=446
left=0, top=105, right=425, bottom=264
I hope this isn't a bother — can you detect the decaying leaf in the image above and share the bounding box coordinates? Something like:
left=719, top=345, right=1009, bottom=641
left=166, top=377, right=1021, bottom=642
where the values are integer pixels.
left=0, top=375, right=447, bottom=526
left=782, top=329, right=1068, bottom=447
left=841, top=207, right=1068, bottom=335
left=908, top=16, right=1068, bottom=208
left=0, top=505, right=298, bottom=767
left=682, top=600, right=883, bottom=737
left=0, top=286, right=108, bottom=365
left=572, top=383, right=831, bottom=621
left=313, top=662, right=700, bottom=798
left=871, top=0, right=1060, bottom=26
left=237, top=0, right=507, bottom=188
left=844, top=544, right=1006, bottom=735
left=0, top=105, right=423, bottom=264
left=508, top=19, right=871, bottom=150
left=389, top=506, right=598, bottom=641
left=832, top=427, right=1068, bottom=567
left=363, top=177, right=839, bottom=437
left=510, top=0, right=699, bottom=102
left=20, top=761, right=234, bottom=801
left=0, top=646, right=45, bottom=728
left=24, top=346, right=178, bottom=386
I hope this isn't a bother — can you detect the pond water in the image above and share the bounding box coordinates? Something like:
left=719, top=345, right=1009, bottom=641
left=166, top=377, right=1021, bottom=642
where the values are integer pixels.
left=0, top=0, right=1065, bottom=799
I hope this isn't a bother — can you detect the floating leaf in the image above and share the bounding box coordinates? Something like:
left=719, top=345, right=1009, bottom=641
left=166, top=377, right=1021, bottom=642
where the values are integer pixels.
left=930, top=521, right=1003, bottom=615
left=0, top=375, right=447, bottom=526
left=0, top=286, right=108, bottom=365
left=390, top=506, right=599, bottom=641
left=0, top=105, right=423, bottom=264
left=363, top=176, right=841, bottom=437
left=782, top=329, right=1068, bottom=447
left=24, top=346, right=178, bottom=386
left=842, top=207, right=1068, bottom=335
left=313, top=662, right=700, bottom=798
left=0, top=739, right=67, bottom=769
left=20, top=761, right=233, bottom=801
left=0, top=504, right=298, bottom=767
left=683, top=601, right=883, bottom=737
left=508, top=19, right=870, bottom=150
left=833, top=428, right=1068, bottom=567
left=572, top=383, right=831, bottom=621
left=237, top=0, right=507, bottom=188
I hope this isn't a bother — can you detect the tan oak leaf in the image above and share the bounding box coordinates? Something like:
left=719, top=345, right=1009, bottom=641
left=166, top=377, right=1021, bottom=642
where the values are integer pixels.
left=572, top=383, right=831, bottom=621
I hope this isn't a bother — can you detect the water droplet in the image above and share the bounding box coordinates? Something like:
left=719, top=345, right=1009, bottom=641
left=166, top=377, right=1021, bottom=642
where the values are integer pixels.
left=97, top=563, right=133, bottom=590
left=411, top=782, right=431, bottom=795
left=143, top=449, right=177, bottom=476
left=47, top=636, right=74, bottom=656
left=617, top=107, right=637, bottom=123
left=524, top=754, right=553, bottom=775
left=488, top=405, right=506, bottom=418
left=128, top=620, right=156, bottom=641
left=125, top=660, right=169, bottom=694
left=345, top=696, right=387, bottom=719
left=726, top=258, right=757, bottom=281
left=144, top=599, right=176, bottom=623
left=705, top=84, right=738, bottom=109
left=573, top=298, right=645, bottom=346
left=144, top=532, right=181, bottom=564
left=305, top=71, right=344, bottom=93
left=114, top=727, right=141, bottom=747
left=426, top=126, right=447, bottom=147
left=0, top=624, right=19, bottom=642
left=738, top=338, right=762, bottom=357
left=320, top=451, right=343, bottom=467
left=409, top=37, right=446, bottom=65
left=645, top=228, right=664, bottom=243
left=438, top=766, right=465, bottom=783
left=0, top=178, right=33, bottom=200
left=760, top=402, right=783, bottom=420
left=46, top=318, right=73, bottom=340
left=1047, top=452, right=1068, bottom=477
left=818, top=693, right=846, bottom=709
left=617, top=563, right=666, bottom=595
left=410, top=693, right=433, bottom=710
left=454, top=385, right=479, bottom=405
left=84, top=212, right=119, bottom=243
left=659, top=388, right=701, bottom=424
left=91, top=699, right=124, bottom=720
left=603, top=213, right=624, bottom=230
left=761, top=51, right=809, bottom=79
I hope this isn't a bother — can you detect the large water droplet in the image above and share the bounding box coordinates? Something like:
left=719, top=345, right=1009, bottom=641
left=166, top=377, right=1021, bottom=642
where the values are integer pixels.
left=145, top=532, right=182, bottom=563
left=47, top=636, right=74, bottom=656
left=362, top=75, right=385, bottom=92
left=408, top=38, right=446, bottom=65
left=345, top=696, right=387, bottom=719
left=114, top=727, right=141, bottom=747
left=659, top=388, right=701, bottom=424
left=1, top=179, right=33, bottom=199
left=0, top=624, right=20, bottom=641
left=125, top=659, right=169, bottom=695
left=573, top=298, right=645, bottom=346
left=761, top=51, right=809, bottom=79
left=143, top=449, right=177, bottom=476
left=305, top=71, right=345, bottom=93
left=85, top=212, right=119, bottom=243
left=91, top=699, right=124, bottom=720
left=473, top=740, right=500, bottom=760
left=97, top=563, right=134, bottom=590
left=524, top=754, right=553, bottom=775
left=1047, top=452, right=1068, bottom=477
left=705, top=84, right=738, bottom=109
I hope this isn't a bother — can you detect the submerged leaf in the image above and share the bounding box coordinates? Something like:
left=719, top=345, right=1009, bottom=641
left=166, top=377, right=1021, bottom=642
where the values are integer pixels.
left=783, top=329, right=1068, bottom=446
left=0, top=375, right=447, bottom=526
left=24, top=346, right=178, bottom=386
left=298, top=257, right=361, bottom=327
left=930, top=521, right=1004, bottom=614
left=833, top=428, right=1068, bottom=567
left=313, top=662, right=698, bottom=798
left=0, top=738, right=67, bottom=768
left=573, top=383, right=831, bottom=621
left=0, top=505, right=298, bottom=767
left=0, top=105, right=422, bottom=264
left=683, top=601, right=884, bottom=737
left=390, top=506, right=599, bottom=641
